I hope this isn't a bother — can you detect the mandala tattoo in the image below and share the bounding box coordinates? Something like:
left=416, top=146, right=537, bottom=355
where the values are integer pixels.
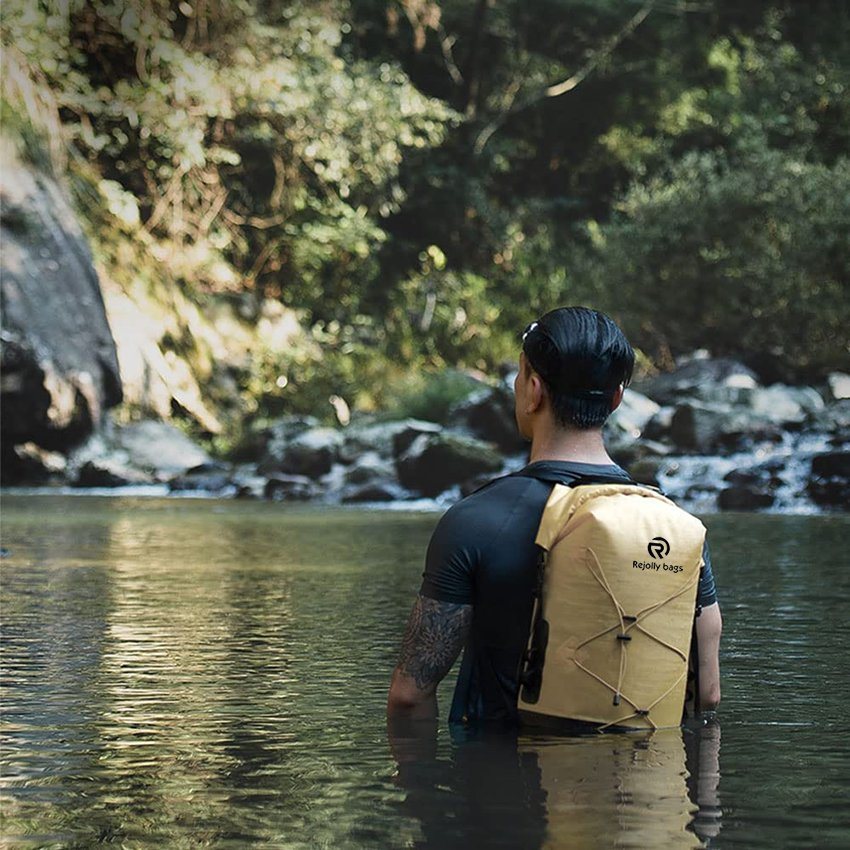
left=397, top=595, right=473, bottom=690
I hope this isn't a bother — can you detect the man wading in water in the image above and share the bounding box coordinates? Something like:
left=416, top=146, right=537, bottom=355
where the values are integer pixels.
left=387, top=307, right=722, bottom=725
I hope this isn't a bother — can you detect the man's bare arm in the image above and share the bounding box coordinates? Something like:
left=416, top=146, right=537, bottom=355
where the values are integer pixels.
left=696, top=602, right=722, bottom=710
left=387, top=594, right=472, bottom=719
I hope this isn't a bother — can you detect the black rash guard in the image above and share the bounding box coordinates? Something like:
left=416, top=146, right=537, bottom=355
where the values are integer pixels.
left=419, top=460, right=718, bottom=725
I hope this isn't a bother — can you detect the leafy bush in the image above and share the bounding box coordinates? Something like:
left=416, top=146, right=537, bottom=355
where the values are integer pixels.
left=383, top=369, right=484, bottom=424
left=580, top=147, right=850, bottom=377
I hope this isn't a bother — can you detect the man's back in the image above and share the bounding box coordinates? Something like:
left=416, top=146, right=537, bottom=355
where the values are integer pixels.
left=387, top=307, right=721, bottom=725
left=422, top=461, right=633, bottom=723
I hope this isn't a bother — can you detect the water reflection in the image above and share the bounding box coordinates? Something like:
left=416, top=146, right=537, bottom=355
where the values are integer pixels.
left=388, top=720, right=722, bottom=849
left=5, top=498, right=849, bottom=847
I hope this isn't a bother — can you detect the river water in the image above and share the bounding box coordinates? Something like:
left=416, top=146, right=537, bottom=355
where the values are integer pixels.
left=1, top=496, right=848, bottom=848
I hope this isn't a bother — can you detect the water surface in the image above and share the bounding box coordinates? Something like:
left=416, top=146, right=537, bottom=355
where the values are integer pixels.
left=1, top=496, right=848, bottom=848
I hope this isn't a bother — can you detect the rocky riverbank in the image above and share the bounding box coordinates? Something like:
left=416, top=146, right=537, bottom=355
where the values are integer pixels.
left=4, top=356, right=849, bottom=513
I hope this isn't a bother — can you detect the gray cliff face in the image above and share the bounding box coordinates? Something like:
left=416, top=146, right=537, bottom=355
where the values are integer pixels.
left=1, top=145, right=121, bottom=467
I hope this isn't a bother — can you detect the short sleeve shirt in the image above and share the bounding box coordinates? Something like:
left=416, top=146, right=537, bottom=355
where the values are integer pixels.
left=420, top=461, right=718, bottom=724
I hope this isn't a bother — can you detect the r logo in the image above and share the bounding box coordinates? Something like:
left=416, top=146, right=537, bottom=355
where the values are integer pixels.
left=647, top=537, right=670, bottom=559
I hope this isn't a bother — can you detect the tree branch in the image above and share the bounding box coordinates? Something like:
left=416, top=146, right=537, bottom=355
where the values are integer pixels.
left=437, top=23, right=464, bottom=86
left=474, top=1, right=655, bottom=154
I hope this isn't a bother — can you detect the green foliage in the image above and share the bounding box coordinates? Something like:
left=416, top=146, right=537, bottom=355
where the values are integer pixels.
left=1, top=0, right=454, bottom=311
left=382, top=369, right=484, bottom=424
left=3, top=0, right=849, bottom=432
left=581, top=147, right=850, bottom=375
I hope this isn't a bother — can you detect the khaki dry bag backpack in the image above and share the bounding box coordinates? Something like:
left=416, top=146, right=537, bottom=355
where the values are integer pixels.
left=518, top=483, right=706, bottom=730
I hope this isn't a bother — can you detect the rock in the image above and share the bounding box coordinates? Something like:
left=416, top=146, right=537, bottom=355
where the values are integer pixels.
left=0, top=441, right=67, bottom=485
left=341, top=480, right=408, bottom=503
left=602, top=390, right=663, bottom=465
left=668, top=403, right=730, bottom=453
left=338, top=418, right=442, bottom=463
left=642, top=406, right=676, bottom=442
left=447, top=386, right=525, bottom=452
left=627, top=457, right=665, bottom=488
left=669, top=402, right=783, bottom=453
left=634, top=358, right=759, bottom=406
left=717, top=459, right=784, bottom=510
left=259, top=427, right=342, bottom=478
left=336, top=450, right=402, bottom=503
left=723, top=459, right=785, bottom=489
left=264, top=473, right=320, bottom=501
left=390, top=420, right=446, bottom=458
left=114, top=421, right=211, bottom=478
left=807, top=452, right=850, bottom=509
left=606, top=390, right=661, bottom=438
left=827, top=372, right=850, bottom=401
left=66, top=419, right=210, bottom=484
left=695, top=383, right=758, bottom=407
left=811, top=452, right=850, bottom=479
left=396, top=433, right=503, bottom=497
left=0, top=145, right=122, bottom=453
left=820, top=399, right=850, bottom=435
left=636, top=439, right=673, bottom=458
left=73, top=459, right=153, bottom=488
left=169, top=462, right=232, bottom=493
left=257, top=416, right=321, bottom=463
left=748, top=385, right=824, bottom=425
left=231, top=465, right=267, bottom=499
left=344, top=452, right=396, bottom=486
left=718, top=486, right=776, bottom=510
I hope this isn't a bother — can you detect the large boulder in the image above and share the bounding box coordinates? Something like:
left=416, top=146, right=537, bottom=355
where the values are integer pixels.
left=0, top=143, right=122, bottom=468
left=807, top=452, right=850, bottom=509
left=343, top=451, right=396, bottom=486
left=827, top=372, right=850, bottom=401
left=717, top=459, right=784, bottom=510
left=73, top=459, right=153, bottom=488
left=723, top=459, right=785, bottom=490
left=607, top=389, right=661, bottom=438
left=69, top=420, right=210, bottom=485
left=258, top=426, right=342, bottom=478
left=605, top=389, right=662, bottom=462
left=626, top=457, right=666, bottom=488
left=258, top=416, right=320, bottom=461
left=642, top=406, right=676, bottom=443
left=169, top=462, right=233, bottom=493
left=264, top=473, right=320, bottom=501
left=338, top=418, right=441, bottom=463
left=748, top=385, right=824, bottom=426
left=113, top=421, right=210, bottom=477
left=0, top=441, right=67, bottom=485
left=718, top=486, right=775, bottom=510
left=396, top=433, right=502, bottom=497
left=819, top=400, right=850, bottom=436
left=634, top=358, right=759, bottom=406
left=341, top=480, right=408, bottom=503
left=340, top=451, right=407, bottom=503
left=231, top=465, right=267, bottom=499
left=668, top=402, right=783, bottom=454
left=446, top=386, right=525, bottom=452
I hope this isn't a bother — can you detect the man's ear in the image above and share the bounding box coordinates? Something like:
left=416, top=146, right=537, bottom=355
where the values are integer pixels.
left=527, top=372, right=545, bottom=414
left=610, top=384, right=625, bottom=413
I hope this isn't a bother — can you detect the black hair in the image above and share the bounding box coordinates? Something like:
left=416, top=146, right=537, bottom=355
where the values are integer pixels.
left=522, top=306, right=634, bottom=429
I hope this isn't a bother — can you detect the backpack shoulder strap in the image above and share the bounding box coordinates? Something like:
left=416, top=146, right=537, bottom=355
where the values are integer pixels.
left=509, top=466, right=665, bottom=492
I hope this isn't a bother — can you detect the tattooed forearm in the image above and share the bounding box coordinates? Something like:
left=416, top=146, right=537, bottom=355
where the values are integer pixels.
left=397, top=595, right=473, bottom=690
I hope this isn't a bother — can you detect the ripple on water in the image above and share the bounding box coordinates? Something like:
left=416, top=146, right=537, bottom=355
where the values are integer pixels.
left=1, top=497, right=849, bottom=848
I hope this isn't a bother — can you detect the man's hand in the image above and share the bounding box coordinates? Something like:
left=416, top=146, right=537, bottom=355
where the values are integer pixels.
left=387, top=594, right=472, bottom=720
